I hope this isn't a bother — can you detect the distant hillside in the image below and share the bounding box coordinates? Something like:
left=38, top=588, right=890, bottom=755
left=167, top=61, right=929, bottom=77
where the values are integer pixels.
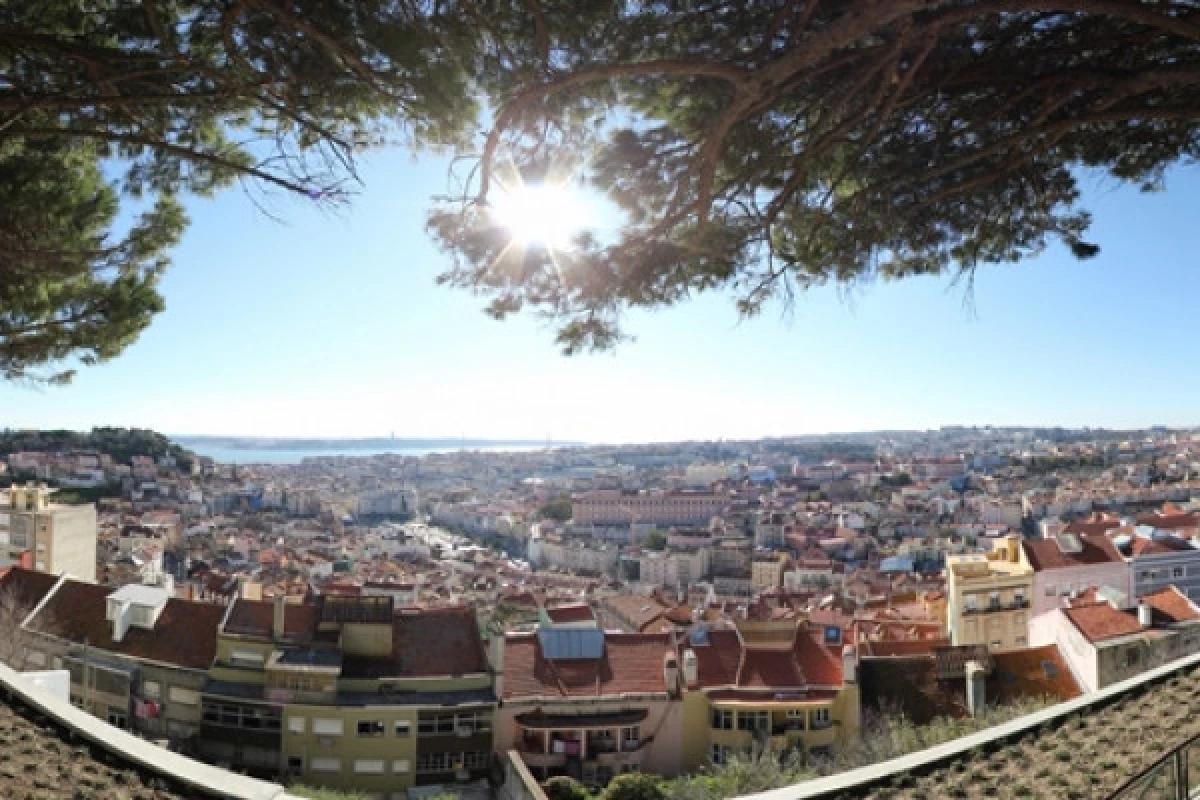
left=0, top=427, right=195, bottom=470
left=173, top=435, right=578, bottom=451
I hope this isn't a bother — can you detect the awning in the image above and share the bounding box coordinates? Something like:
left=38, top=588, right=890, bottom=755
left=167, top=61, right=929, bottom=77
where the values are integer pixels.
left=516, top=709, right=648, bottom=729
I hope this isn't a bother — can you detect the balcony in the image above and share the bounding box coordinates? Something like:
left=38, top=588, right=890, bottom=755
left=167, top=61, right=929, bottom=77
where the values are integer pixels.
left=595, top=747, right=646, bottom=769
left=962, top=598, right=1030, bottom=615
left=519, top=751, right=568, bottom=770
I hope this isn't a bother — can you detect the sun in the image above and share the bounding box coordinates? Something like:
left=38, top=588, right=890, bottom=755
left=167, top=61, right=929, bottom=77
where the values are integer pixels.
left=490, top=183, right=593, bottom=248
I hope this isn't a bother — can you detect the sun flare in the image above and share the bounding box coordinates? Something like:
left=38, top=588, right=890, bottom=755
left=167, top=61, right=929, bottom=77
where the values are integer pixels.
left=491, top=184, right=592, bottom=248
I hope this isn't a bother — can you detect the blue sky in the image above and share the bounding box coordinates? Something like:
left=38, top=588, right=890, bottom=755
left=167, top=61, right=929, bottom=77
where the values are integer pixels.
left=1, top=150, right=1198, bottom=443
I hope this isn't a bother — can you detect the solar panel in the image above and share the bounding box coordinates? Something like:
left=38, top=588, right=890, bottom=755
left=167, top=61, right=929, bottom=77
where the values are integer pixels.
left=538, top=628, right=605, bottom=660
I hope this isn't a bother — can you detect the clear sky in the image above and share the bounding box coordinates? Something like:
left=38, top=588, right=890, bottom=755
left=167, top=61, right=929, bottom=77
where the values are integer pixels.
left=2, top=149, right=1199, bottom=443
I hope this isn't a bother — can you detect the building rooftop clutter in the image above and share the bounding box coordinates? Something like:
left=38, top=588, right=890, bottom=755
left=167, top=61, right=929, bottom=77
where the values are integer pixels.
left=752, top=653, right=1200, bottom=800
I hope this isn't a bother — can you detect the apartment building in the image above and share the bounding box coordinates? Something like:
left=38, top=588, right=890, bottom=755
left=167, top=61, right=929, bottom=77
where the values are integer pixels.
left=496, top=626, right=685, bottom=788
left=201, top=592, right=495, bottom=796
left=1, top=484, right=98, bottom=581
left=6, top=568, right=224, bottom=748
left=945, top=536, right=1035, bottom=651
left=573, top=490, right=725, bottom=527
left=1029, top=587, right=1200, bottom=692
left=751, top=552, right=788, bottom=591
left=1022, top=532, right=1131, bottom=616
left=680, top=617, right=859, bottom=770
left=1116, top=526, right=1200, bottom=602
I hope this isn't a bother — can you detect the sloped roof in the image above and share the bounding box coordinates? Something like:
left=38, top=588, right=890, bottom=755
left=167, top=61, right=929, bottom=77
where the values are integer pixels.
left=503, top=631, right=671, bottom=699
left=545, top=603, right=595, bottom=624
left=1063, top=601, right=1145, bottom=643
left=27, top=579, right=225, bottom=671
left=222, top=597, right=318, bottom=640
left=0, top=567, right=59, bottom=612
left=688, top=625, right=843, bottom=693
left=1142, top=586, right=1200, bottom=624
left=342, top=605, right=489, bottom=679
left=1023, top=533, right=1125, bottom=571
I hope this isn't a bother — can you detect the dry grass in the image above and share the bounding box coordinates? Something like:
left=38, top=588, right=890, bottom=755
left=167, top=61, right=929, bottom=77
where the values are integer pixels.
left=0, top=698, right=191, bottom=800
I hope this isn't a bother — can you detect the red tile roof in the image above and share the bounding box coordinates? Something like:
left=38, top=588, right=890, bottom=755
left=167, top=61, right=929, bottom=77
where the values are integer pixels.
left=0, top=567, right=60, bottom=611
left=1023, top=533, right=1125, bottom=571
left=1063, top=601, right=1144, bottom=643
left=545, top=604, right=595, bottom=624
left=1136, top=511, right=1200, bottom=530
left=223, top=598, right=318, bottom=640
left=1142, top=586, right=1200, bottom=624
left=990, top=645, right=1082, bottom=705
left=343, top=605, right=489, bottom=679
left=27, top=579, right=225, bottom=670
left=1065, top=513, right=1123, bottom=537
left=688, top=625, right=843, bottom=691
left=503, top=631, right=672, bottom=698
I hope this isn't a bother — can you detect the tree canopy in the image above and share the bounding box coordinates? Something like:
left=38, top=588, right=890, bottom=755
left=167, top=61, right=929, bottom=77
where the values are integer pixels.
left=1, top=0, right=476, bottom=381
left=6, top=1, right=1200, bottom=377
left=428, top=0, right=1200, bottom=351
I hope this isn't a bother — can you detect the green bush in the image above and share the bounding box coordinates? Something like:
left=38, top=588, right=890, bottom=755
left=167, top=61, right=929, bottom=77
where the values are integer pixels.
left=544, top=775, right=591, bottom=800
left=601, top=773, right=666, bottom=800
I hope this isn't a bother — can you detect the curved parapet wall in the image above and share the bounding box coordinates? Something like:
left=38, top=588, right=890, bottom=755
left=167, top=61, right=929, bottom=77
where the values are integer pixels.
left=0, top=661, right=298, bottom=800
left=739, top=649, right=1200, bottom=800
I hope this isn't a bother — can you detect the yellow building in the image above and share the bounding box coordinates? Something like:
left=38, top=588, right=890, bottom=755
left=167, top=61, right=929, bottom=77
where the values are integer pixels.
left=751, top=553, right=788, bottom=591
left=945, top=536, right=1034, bottom=651
left=679, top=617, right=859, bottom=771
left=200, top=594, right=495, bottom=797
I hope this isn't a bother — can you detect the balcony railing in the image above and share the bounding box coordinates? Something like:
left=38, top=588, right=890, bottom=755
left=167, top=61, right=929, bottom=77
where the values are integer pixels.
left=962, top=598, right=1030, bottom=615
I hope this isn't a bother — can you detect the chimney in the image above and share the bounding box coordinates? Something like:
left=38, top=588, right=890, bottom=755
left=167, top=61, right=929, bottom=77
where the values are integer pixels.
left=1138, top=602, right=1153, bottom=627
left=663, top=653, right=680, bottom=696
left=966, top=660, right=986, bottom=717
left=490, top=633, right=505, bottom=700
left=682, top=648, right=698, bottom=686
left=842, top=644, right=858, bottom=684
left=273, top=593, right=286, bottom=641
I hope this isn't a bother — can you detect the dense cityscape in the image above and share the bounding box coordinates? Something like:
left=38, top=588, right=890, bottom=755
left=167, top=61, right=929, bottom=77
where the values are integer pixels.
left=1, top=426, right=1199, bottom=799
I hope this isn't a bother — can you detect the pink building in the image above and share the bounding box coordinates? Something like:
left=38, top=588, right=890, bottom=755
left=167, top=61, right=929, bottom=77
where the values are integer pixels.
left=1023, top=533, right=1132, bottom=617
left=573, top=490, right=724, bottom=527
left=493, top=628, right=685, bottom=787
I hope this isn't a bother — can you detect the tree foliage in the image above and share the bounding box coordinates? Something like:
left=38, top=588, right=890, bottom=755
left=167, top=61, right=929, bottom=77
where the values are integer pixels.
left=0, top=426, right=194, bottom=470
left=0, top=0, right=478, bottom=381
left=641, top=529, right=668, bottom=551
left=538, top=495, right=574, bottom=521
left=429, top=0, right=1200, bottom=352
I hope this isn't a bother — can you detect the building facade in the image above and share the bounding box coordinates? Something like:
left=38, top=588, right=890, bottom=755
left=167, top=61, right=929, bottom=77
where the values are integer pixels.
left=946, top=536, right=1035, bottom=651
left=2, top=485, right=98, bottom=581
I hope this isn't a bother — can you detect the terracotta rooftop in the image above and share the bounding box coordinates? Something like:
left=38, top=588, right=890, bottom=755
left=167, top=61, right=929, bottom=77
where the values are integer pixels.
left=503, top=630, right=672, bottom=699
left=342, top=605, right=489, bottom=679
left=222, top=597, right=318, bottom=640
left=1022, top=532, right=1125, bottom=571
left=0, top=567, right=60, bottom=611
left=25, top=578, right=226, bottom=671
left=688, top=625, right=843, bottom=692
left=1063, top=601, right=1146, bottom=643
left=1142, top=586, right=1200, bottom=624
left=545, top=603, right=595, bottom=624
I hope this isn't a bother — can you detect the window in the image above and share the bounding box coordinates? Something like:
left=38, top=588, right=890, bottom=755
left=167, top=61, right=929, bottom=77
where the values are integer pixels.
left=1015, top=636, right=1027, bottom=646
left=395, top=720, right=411, bottom=737
left=1014, top=589, right=1025, bottom=606
left=312, top=718, right=344, bottom=736
left=711, top=709, right=733, bottom=730
left=392, top=760, right=410, bottom=774
left=811, top=708, right=832, bottom=730
left=965, top=594, right=978, bottom=611
left=357, top=720, right=385, bottom=737
left=621, top=726, right=640, bottom=745
left=142, top=681, right=161, bottom=699
left=417, top=752, right=453, bottom=773
left=169, top=687, right=198, bottom=705
left=286, top=756, right=303, bottom=772
left=1127, top=649, right=1141, bottom=668
left=737, top=711, right=768, bottom=732
left=229, top=649, right=265, bottom=667
left=107, top=710, right=127, bottom=729
left=1174, top=567, right=1186, bottom=579
left=25, top=651, right=45, bottom=667
left=988, top=591, right=1001, bottom=610
left=354, top=760, right=385, bottom=775
left=710, top=745, right=732, bottom=765
left=310, top=758, right=341, bottom=773
left=1045, top=584, right=1057, bottom=597
left=288, top=717, right=306, bottom=734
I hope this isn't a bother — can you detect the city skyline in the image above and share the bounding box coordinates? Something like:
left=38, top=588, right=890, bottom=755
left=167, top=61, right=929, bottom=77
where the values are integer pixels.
left=2, top=150, right=1199, bottom=442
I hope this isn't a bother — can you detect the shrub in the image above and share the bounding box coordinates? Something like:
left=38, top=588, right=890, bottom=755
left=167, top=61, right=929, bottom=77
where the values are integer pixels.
left=544, top=776, right=591, bottom=800
left=602, top=773, right=666, bottom=800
